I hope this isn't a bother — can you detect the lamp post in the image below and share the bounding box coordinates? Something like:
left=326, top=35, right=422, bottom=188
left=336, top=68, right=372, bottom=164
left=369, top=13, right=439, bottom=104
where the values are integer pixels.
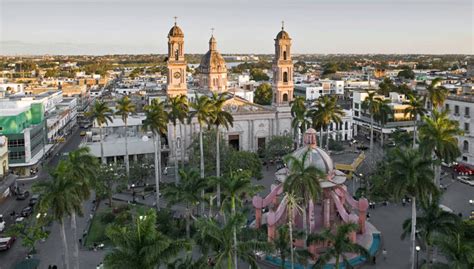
left=415, top=245, right=421, bottom=268
left=131, top=184, right=136, bottom=204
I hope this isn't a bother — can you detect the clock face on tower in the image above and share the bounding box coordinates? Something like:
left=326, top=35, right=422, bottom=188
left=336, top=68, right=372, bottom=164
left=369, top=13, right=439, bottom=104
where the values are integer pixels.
left=174, top=72, right=181, bottom=79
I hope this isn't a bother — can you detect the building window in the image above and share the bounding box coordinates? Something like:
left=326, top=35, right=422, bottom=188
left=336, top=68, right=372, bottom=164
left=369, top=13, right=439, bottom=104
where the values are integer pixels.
left=462, top=156, right=468, bottom=162
left=283, top=51, right=287, bottom=60
left=345, top=122, right=348, bottom=130
left=354, top=111, right=359, bottom=117
left=465, top=107, right=470, bottom=117
left=283, top=72, right=288, bottom=83
left=354, top=103, right=360, bottom=109
left=463, top=140, right=469, bottom=152
left=175, top=49, right=179, bottom=61
left=283, top=93, right=288, bottom=102
left=465, top=123, right=470, bottom=133
left=455, top=105, right=459, bottom=115
left=445, top=104, right=449, bottom=111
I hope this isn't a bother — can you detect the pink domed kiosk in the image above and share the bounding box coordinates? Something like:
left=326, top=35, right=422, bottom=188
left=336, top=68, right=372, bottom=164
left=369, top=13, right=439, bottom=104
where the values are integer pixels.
left=252, top=128, right=380, bottom=267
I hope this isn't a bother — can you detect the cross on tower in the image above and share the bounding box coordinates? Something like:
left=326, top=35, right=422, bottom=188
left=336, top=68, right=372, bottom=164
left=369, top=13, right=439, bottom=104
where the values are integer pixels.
left=173, top=16, right=178, bottom=25
left=281, top=20, right=285, bottom=30
left=211, top=27, right=215, bottom=36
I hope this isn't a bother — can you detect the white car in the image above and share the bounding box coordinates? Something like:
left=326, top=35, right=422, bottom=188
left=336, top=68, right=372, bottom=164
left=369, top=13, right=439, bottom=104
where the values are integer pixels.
left=0, top=215, right=5, bottom=232
left=457, top=176, right=474, bottom=186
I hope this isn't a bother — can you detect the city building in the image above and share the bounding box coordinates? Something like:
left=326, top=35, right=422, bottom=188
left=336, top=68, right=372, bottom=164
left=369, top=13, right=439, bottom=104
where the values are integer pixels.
left=0, top=136, right=8, bottom=179
left=445, top=95, right=474, bottom=165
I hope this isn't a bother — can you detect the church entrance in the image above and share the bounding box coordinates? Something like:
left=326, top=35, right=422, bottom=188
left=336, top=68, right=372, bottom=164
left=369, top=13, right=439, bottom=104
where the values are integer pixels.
left=257, top=137, right=266, bottom=151
left=228, top=134, right=240, bottom=150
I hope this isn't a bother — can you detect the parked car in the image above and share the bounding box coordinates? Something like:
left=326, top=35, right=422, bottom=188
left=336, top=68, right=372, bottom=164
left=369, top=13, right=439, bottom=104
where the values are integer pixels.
left=356, top=145, right=369, bottom=151
left=386, top=141, right=396, bottom=147
left=21, top=206, right=33, bottom=217
left=453, top=164, right=474, bottom=175
left=80, top=131, right=87, bottom=136
left=29, top=194, right=40, bottom=206
left=441, top=161, right=457, bottom=168
left=0, top=237, right=16, bottom=251
left=16, top=190, right=30, bottom=200
left=0, top=215, right=5, bottom=232
left=15, top=217, right=25, bottom=224
left=457, top=176, right=474, bottom=186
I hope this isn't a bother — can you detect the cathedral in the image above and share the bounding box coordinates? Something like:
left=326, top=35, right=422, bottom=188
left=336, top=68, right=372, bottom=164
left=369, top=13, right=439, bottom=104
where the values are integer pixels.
left=164, top=21, right=293, bottom=156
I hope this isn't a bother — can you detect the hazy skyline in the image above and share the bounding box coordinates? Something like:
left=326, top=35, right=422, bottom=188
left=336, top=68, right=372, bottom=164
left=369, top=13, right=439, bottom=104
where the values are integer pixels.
left=1, top=0, right=473, bottom=55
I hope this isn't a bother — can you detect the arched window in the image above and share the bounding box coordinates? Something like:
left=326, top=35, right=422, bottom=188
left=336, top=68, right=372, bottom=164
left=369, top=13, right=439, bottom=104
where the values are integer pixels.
left=283, top=51, right=287, bottom=60
left=463, top=140, right=469, bottom=152
left=175, top=49, right=179, bottom=61
left=283, top=93, right=288, bottom=102
left=283, top=72, right=288, bottom=83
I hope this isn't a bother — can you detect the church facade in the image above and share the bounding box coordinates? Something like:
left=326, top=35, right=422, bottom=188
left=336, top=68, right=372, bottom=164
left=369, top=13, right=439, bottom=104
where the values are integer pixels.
left=165, top=22, right=293, bottom=159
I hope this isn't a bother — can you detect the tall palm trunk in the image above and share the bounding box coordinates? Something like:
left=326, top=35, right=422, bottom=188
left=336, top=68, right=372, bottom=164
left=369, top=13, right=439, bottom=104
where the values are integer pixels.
left=180, top=124, right=185, bottom=169
left=173, top=124, right=179, bottom=184
left=124, top=120, right=130, bottom=178
left=231, top=197, right=238, bottom=269
left=302, top=203, right=308, bottom=246
left=216, top=127, right=222, bottom=208
left=153, top=134, right=161, bottom=211
left=410, top=196, right=417, bottom=269
left=288, top=206, right=295, bottom=269
left=99, top=125, right=105, bottom=164
left=71, top=213, right=79, bottom=269
left=182, top=123, right=187, bottom=168
left=326, top=125, right=330, bottom=150
left=369, top=115, right=374, bottom=157
left=434, top=163, right=441, bottom=189
left=185, top=204, right=191, bottom=239
left=60, top=219, right=70, bottom=269
left=319, top=126, right=324, bottom=148
left=412, top=119, right=417, bottom=148
left=199, top=123, right=205, bottom=214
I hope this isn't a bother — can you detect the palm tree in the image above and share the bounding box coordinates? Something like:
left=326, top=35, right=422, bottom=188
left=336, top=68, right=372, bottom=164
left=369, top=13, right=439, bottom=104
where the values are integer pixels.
left=310, top=96, right=344, bottom=149
left=115, top=96, right=136, bottom=177
left=274, top=225, right=291, bottom=269
left=194, top=213, right=272, bottom=269
left=142, top=99, right=169, bottom=211
left=86, top=100, right=113, bottom=164
left=189, top=94, right=213, bottom=213
left=401, top=198, right=459, bottom=266
left=307, top=223, right=370, bottom=269
left=284, top=192, right=303, bottom=269
left=221, top=169, right=264, bottom=268
left=433, top=229, right=474, bottom=269
left=104, top=209, right=188, bottom=269
left=209, top=92, right=234, bottom=208
left=361, top=90, right=384, bottom=157
left=283, top=150, right=325, bottom=242
left=64, top=147, right=98, bottom=269
left=163, top=169, right=207, bottom=238
left=419, top=110, right=462, bottom=187
left=386, top=148, right=438, bottom=269
left=426, top=78, right=448, bottom=112
left=291, top=97, right=310, bottom=147
left=373, top=98, right=391, bottom=147
left=34, top=161, right=84, bottom=269
left=166, top=94, right=189, bottom=184
left=404, top=95, right=428, bottom=148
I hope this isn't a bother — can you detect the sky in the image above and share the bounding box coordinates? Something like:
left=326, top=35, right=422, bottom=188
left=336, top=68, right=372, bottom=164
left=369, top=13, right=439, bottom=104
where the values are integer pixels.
left=0, top=0, right=473, bottom=55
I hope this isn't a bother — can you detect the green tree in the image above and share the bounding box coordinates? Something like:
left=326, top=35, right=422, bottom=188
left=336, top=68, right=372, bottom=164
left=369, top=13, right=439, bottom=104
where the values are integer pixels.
left=221, top=170, right=264, bottom=268
left=386, top=148, right=438, bottom=269
left=166, top=95, right=189, bottom=184
left=209, top=92, right=234, bottom=208
left=311, top=96, right=344, bottom=149
left=115, top=96, right=136, bottom=177
left=189, top=94, right=213, bottom=213
left=254, top=83, right=272, bottom=105
left=291, top=96, right=310, bottom=147
left=433, top=230, right=474, bottom=269
left=401, top=198, right=459, bottom=266
left=194, top=214, right=272, bottom=269
left=283, top=150, right=325, bottom=242
left=426, top=78, right=448, bottom=112
left=86, top=100, right=113, bottom=164
left=307, top=223, right=370, bottom=269
left=361, top=91, right=384, bottom=157
left=378, top=77, right=396, bottom=96
left=93, top=163, right=126, bottom=208
left=6, top=222, right=48, bottom=255
left=33, top=161, right=84, bottom=269
left=104, top=209, right=188, bottom=269
left=284, top=192, right=303, bottom=269
left=142, top=99, right=169, bottom=211
left=404, top=95, right=427, bottom=148
left=265, top=135, right=294, bottom=161
left=250, top=68, right=270, bottom=81
left=398, top=68, right=415, bottom=79
left=223, top=150, right=263, bottom=179
left=419, top=110, right=462, bottom=188
left=163, top=169, right=207, bottom=238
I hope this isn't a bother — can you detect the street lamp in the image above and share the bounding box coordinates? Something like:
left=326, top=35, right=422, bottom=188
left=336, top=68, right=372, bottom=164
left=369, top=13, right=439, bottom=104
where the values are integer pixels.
left=131, top=184, right=136, bottom=204
left=415, top=245, right=421, bottom=268
left=469, top=199, right=474, bottom=205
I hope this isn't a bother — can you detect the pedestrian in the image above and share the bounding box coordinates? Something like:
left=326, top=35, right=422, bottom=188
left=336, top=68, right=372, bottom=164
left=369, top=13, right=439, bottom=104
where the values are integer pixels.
left=402, top=198, right=406, bottom=207
left=382, top=248, right=387, bottom=260
left=372, top=256, right=376, bottom=264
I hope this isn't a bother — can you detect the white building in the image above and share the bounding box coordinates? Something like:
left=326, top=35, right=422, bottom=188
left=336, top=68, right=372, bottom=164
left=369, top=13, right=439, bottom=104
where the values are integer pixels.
left=445, top=95, right=474, bottom=166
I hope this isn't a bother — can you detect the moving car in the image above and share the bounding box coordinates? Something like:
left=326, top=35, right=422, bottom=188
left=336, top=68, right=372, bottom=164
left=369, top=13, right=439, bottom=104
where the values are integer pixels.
left=21, top=206, right=33, bottom=217
left=356, top=145, right=369, bottom=151
left=457, top=176, right=474, bottom=186
left=454, top=164, right=474, bottom=175
left=0, top=237, right=16, bottom=251
left=29, top=194, right=40, bottom=206
left=16, top=190, right=30, bottom=200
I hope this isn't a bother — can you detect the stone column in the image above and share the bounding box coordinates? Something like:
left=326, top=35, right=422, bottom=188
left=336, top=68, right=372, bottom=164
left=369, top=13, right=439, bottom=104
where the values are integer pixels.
left=268, top=223, right=276, bottom=242
left=323, top=198, right=330, bottom=228
left=255, top=207, right=262, bottom=229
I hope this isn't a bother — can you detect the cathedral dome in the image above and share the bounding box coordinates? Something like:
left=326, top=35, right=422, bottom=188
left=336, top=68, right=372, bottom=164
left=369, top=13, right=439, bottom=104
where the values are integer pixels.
left=168, top=25, right=184, bottom=37
left=276, top=30, right=290, bottom=40
left=289, top=128, right=334, bottom=174
left=198, top=36, right=227, bottom=73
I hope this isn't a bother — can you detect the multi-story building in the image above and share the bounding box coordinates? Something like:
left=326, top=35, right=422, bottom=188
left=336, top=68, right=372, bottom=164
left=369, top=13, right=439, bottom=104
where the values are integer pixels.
left=352, top=90, right=415, bottom=141
left=0, top=136, right=8, bottom=179
left=445, top=95, right=474, bottom=165
left=294, top=80, right=344, bottom=101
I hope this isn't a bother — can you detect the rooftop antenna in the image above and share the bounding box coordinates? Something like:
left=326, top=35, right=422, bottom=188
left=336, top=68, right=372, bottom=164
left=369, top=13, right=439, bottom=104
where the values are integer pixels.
left=173, top=16, right=178, bottom=26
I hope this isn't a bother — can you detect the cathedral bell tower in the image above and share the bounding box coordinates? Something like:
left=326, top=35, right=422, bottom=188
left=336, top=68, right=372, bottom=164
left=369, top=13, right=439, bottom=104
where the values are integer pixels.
left=272, top=22, right=294, bottom=106
left=166, top=18, right=187, bottom=97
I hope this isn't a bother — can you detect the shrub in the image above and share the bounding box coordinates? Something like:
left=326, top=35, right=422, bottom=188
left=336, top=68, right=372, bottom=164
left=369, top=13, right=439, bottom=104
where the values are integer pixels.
left=100, top=212, right=116, bottom=224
